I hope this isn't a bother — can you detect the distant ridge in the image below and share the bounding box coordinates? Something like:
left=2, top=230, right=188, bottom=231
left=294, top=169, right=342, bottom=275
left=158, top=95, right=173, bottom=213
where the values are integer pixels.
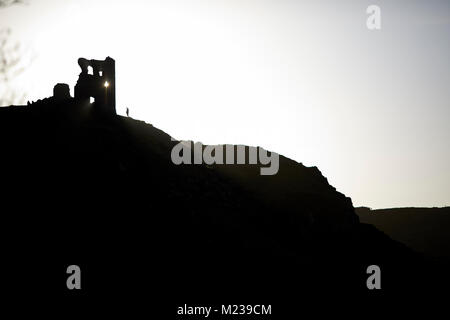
left=356, top=206, right=450, bottom=258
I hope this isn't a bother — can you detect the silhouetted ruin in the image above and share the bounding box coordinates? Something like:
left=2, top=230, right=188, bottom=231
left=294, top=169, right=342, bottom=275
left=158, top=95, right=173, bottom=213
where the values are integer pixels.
left=75, top=57, right=116, bottom=115
left=15, top=57, right=117, bottom=115
left=53, top=83, right=71, bottom=101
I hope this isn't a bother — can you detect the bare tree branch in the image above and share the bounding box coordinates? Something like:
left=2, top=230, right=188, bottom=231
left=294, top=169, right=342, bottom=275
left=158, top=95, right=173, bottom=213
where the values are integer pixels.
left=0, top=1, right=31, bottom=106
left=0, top=0, right=26, bottom=8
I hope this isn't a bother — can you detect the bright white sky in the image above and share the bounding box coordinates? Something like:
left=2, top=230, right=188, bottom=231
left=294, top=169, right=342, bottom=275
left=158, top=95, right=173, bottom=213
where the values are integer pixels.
left=1, top=0, right=449, bottom=209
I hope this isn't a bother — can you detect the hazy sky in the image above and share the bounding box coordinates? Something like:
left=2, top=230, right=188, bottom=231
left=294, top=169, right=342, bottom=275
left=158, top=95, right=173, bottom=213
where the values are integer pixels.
left=1, top=0, right=449, bottom=209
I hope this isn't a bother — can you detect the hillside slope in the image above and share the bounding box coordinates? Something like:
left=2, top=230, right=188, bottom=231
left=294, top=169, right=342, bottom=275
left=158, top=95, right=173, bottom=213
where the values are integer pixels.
left=0, top=99, right=446, bottom=311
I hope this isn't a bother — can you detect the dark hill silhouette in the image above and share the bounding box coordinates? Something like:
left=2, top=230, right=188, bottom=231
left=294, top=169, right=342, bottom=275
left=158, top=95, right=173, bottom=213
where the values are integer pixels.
left=1, top=97, right=448, bottom=314
left=356, top=207, right=450, bottom=258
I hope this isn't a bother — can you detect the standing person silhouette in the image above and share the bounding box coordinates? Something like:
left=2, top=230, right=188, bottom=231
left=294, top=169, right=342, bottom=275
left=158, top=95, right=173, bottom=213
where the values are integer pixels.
left=126, top=107, right=129, bottom=117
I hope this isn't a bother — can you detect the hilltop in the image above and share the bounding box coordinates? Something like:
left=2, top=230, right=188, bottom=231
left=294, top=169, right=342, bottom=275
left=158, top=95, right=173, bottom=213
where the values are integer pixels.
left=1, top=97, right=447, bottom=312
